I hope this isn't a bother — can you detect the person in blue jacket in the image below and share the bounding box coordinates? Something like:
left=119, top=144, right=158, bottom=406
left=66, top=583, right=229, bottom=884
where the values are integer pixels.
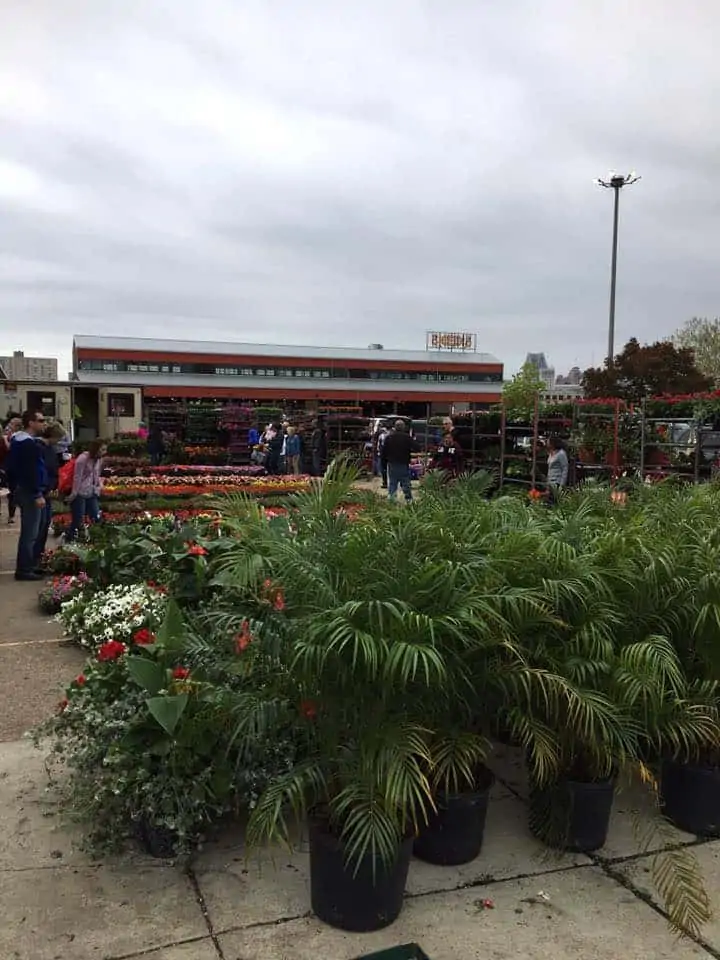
left=5, top=410, right=48, bottom=581
left=33, top=423, right=65, bottom=569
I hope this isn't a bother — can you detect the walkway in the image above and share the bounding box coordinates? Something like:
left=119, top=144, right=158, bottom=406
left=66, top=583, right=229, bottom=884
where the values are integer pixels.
left=1, top=522, right=719, bottom=959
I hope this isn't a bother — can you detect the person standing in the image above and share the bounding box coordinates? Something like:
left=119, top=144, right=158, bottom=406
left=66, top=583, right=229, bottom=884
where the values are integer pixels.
left=147, top=424, right=165, bottom=466
left=67, top=439, right=106, bottom=541
left=310, top=419, right=327, bottom=477
left=33, top=423, right=65, bottom=568
left=1, top=417, right=21, bottom=523
left=284, top=426, right=301, bottom=475
left=377, top=426, right=389, bottom=489
left=382, top=420, right=417, bottom=503
left=546, top=436, right=569, bottom=498
left=265, top=425, right=283, bottom=475
left=6, top=410, right=48, bottom=580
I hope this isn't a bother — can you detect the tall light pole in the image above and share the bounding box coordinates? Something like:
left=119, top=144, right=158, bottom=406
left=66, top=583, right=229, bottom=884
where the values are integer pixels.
left=594, top=171, right=640, bottom=363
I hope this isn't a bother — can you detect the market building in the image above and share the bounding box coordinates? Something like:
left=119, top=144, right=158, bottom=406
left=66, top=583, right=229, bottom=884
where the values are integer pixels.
left=2, top=334, right=503, bottom=444
left=72, top=333, right=503, bottom=421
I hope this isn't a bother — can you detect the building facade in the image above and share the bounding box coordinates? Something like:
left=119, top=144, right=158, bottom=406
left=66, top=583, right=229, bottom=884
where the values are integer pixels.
left=0, top=350, right=58, bottom=381
left=73, top=335, right=504, bottom=420
left=0, top=379, right=142, bottom=439
left=524, top=352, right=555, bottom=390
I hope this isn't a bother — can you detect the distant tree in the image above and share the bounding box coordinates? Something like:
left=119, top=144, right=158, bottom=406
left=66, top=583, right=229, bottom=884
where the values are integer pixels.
left=582, top=338, right=712, bottom=402
left=503, top=361, right=545, bottom=419
left=672, top=317, right=720, bottom=384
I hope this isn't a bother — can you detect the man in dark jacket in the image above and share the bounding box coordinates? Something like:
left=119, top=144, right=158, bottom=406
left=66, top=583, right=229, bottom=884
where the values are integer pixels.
left=33, top=423, right=65, bottom=569
left=310, top=420, right=327, bottom=477
left=382, top=420, right=417, bottom=502
left=6, top=410, right=48, bottom=580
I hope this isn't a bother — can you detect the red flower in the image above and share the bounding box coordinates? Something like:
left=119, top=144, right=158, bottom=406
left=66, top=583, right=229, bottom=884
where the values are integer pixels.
left=75, top=674, right=87, bottom=686
left=58, top=698, right=69, bottom=713
left=300, top=699, right=317, bottom=719
left=234, top=620, right=253, bottom=653
left=273, top=591, right=285, bottom=612
left=146, top=581, right=169, bottom=594
left=186, top=543, right=207, bottom=557
left=172, top=666, right=190, bottom=680
left=97, top=639, right=127, bottom=662
left=133, top=628, right=156, bottom=646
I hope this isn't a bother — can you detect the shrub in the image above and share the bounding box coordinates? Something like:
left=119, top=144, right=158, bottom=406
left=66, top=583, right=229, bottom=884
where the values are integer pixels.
left=38, top=603, right=303, bottom=856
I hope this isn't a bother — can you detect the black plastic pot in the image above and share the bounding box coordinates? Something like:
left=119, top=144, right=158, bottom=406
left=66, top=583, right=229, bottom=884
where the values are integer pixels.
left=353, top=946, right=431, bottom=960
left=661, top=759, right=720, bottom=836
left=413, top=767, right=494, bottom=866
left=134, top=819, right=178, bottom=858
left=529, top=775, right=615, bottom=853
left=309, top=818, right=412, bottom=932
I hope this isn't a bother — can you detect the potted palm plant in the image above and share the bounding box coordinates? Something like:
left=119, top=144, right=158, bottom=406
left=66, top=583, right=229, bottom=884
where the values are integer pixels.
left=613, top=486, right=720, bottom=836
left=219, top=463, right=485, bottom=930
left=502, top=496, right=713, bottom=936
left=406, top=475, right=572, bottom=866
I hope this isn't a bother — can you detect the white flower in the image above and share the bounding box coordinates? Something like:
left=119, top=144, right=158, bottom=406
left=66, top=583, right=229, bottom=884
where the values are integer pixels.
left=57, top=583, right=167, bottom=649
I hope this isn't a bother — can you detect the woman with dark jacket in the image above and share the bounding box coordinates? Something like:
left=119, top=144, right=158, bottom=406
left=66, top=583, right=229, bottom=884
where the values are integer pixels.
left=266, top=424, right=284, bottom=475
left=147, top=424, right=165, bottom=466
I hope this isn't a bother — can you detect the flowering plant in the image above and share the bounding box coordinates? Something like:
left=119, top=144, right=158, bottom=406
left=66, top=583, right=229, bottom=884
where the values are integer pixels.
left=37, top=600, right=302, bottom=855
left=38, top=573, right=91, bottom=615
left=52, top=508, right=220, bottom=534
left=39, top=545, right=88, bottom=575
left=57, top=582, right=168, bottom=650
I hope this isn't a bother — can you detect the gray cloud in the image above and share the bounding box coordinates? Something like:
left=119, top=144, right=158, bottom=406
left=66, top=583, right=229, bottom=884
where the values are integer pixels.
left=0, top=0, right=718, bottom=377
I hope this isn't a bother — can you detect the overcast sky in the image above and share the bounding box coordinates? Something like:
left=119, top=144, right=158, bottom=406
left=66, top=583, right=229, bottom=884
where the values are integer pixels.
left=1, top=1, right=718, bottom=378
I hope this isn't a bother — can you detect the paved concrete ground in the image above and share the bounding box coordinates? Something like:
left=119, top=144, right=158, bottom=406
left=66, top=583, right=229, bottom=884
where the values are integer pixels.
left=2, top=521, right=720, bottom=958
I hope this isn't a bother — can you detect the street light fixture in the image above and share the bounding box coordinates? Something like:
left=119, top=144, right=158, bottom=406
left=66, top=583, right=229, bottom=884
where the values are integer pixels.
left=594, top=171, right=641, bottom=363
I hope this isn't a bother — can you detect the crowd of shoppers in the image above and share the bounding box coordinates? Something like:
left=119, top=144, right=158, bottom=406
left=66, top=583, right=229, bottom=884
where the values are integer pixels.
left=0, top=411, right=104, bottom=580
left=250, top=419, right=327, bottom=477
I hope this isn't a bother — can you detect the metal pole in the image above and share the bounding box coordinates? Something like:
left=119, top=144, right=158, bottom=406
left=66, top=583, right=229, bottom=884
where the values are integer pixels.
left=531, top=393, right=539, bottom=489
left=499, top=405, right=506, bottom=490
left=640, top=398, right=646, bottom=480
left=607, top=184, right=621, bottom=364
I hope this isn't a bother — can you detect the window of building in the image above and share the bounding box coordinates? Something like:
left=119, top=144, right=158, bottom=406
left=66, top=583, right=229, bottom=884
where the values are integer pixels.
left=27, top=391, right=56, bottom=417
left=107, top=393, right=136, bottom=418
left=78, top=355, right=502, bottom=385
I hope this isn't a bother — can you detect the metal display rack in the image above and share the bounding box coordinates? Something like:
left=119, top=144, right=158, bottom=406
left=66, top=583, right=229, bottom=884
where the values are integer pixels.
left=639, top=401, right=702, bottom=483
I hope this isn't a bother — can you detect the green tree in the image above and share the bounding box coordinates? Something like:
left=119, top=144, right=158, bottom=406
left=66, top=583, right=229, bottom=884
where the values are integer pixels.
left=582, top=338, right=712, bottom=402
left=503, top=361, right=545, bottom=419
left=672, top=317, right=720, bottom=384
